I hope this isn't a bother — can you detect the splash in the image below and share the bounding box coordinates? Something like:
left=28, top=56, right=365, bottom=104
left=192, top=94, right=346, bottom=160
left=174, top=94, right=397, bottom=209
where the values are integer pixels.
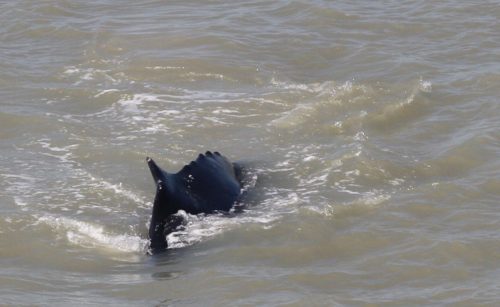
left=39, top=216, right=148, bottom=253
left=165, top=210, right=283, bottom=249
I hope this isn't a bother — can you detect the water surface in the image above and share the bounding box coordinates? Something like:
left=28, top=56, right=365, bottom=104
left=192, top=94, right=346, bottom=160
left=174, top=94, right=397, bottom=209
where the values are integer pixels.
left=1, top=1, right=499, bottom=306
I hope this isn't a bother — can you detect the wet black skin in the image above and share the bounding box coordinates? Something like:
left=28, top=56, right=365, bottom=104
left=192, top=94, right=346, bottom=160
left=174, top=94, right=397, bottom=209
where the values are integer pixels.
left=146, top=151, right=242, bottom=253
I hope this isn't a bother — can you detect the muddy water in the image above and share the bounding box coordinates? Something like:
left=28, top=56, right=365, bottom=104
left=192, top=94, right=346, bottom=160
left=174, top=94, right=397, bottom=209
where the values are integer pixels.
left=1, top=1, right=499, bottom=306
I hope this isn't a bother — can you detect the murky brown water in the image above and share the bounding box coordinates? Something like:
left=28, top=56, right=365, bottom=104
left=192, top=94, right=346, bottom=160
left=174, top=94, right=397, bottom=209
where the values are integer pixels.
left=1, top=1, right=499, bottom=305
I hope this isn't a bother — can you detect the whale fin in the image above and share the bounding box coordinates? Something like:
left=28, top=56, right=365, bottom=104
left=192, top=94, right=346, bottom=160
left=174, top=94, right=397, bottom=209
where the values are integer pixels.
left=146, top=152, right=243, bottom=253
left=147, top=157, right=167, bottom=183
left=149, top=180, right=169, bottom=252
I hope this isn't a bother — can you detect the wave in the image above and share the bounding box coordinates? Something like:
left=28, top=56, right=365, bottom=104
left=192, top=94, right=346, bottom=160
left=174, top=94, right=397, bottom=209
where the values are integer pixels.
left=38, top=215, right=148, bottom=254
left=2, top=76, right=446, bottom=255
left=269, top=78, right=433, bottom=136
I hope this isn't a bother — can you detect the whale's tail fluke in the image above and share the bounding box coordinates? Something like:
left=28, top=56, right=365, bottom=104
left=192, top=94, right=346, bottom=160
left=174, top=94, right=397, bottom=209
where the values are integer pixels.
left=146, top=157, right=171, bottom=253
left=147, top=157, right=166, bottom=183
left=148, top=180, right=169, bottom=253
left=146, top=152, right=243, bottom=254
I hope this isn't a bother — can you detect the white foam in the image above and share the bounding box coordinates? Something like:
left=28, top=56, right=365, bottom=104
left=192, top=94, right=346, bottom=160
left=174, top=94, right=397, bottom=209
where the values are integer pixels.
left=145, top=66, right=185, bottom=70
left=270, top=78, right=353, bottom=96
left=164, top=189, right=297, bottom=249
left=63, top=66, right=109, bottom=84
left=358, top=193, right=391, bottom=206
left=166, top=211, right=282, bottom=249
left=334, top=184, right=362, bottom=195
left=303, top=155, right=318, bottom=162
left=35, top=139, right=77, bottom=164
left=38, top=139, right=79, bottom=153
left=353, top=131, right=367, bottom=141
left=3, top=174, right=37, bottom=208
left=172, top=89, right=245, bottom=103
left=63, top=66, right=80, bottom=75
left=116, top=93, right=185, bottom=116
left=94, top=89, right=120, bottom=98
left=39, top=216, right=148, bottom=253
left=212, top=109, right=238, bottom=114
left=13, top=196, right=28, bottom=206
left=270, top=78, right=315, bottom=92
left=117, top=94, right=152, bottom=114
left=184, top=72, right=225, bottom=80
left=203, top=116, right=228, bottom=125
left=98, top=181, right=146, bottom=204
left=158, top=110, right=181, bottom=116
left=419, top=78, right=432, bottom=93
left=389, top=178, right=405, bottom=186
left=300, top=172, right=329, bottom=187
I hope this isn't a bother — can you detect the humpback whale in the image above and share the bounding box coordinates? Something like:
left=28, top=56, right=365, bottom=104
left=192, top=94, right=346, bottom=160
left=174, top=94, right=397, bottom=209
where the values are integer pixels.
left=146, top=151, right=242, bottom=253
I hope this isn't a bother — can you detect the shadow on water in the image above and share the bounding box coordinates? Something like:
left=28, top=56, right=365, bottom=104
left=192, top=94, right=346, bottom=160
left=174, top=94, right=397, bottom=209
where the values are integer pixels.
left=148, top=249, right=185, bottom=281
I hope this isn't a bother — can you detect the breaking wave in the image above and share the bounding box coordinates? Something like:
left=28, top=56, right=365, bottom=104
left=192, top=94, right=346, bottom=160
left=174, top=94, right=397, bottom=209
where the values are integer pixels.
left=38, top=216, right=148, bottom=253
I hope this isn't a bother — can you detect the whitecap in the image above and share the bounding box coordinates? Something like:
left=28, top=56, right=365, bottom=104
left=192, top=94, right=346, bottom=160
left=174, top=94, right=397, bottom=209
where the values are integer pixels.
left=94, top=89, right=120, bottom=98
left=39, top=216, right=148, bottom=253
left=98, top=180, right=146, bottom=204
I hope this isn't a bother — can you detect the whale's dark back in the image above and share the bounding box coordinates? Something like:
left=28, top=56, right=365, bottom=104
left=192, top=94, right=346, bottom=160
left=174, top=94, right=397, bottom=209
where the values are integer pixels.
left=174, top=151, right=241, bottom=213
left=147, top=151, right=242, bottom=252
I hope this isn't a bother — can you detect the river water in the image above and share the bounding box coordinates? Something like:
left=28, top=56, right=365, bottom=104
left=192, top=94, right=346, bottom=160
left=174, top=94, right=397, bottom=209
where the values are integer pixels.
left=1, top=1, right=499, bottom=306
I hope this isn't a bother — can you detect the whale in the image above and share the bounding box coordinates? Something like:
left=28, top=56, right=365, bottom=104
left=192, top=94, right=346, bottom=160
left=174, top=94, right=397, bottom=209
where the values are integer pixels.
left=146, top=151, right=243, bottom=253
